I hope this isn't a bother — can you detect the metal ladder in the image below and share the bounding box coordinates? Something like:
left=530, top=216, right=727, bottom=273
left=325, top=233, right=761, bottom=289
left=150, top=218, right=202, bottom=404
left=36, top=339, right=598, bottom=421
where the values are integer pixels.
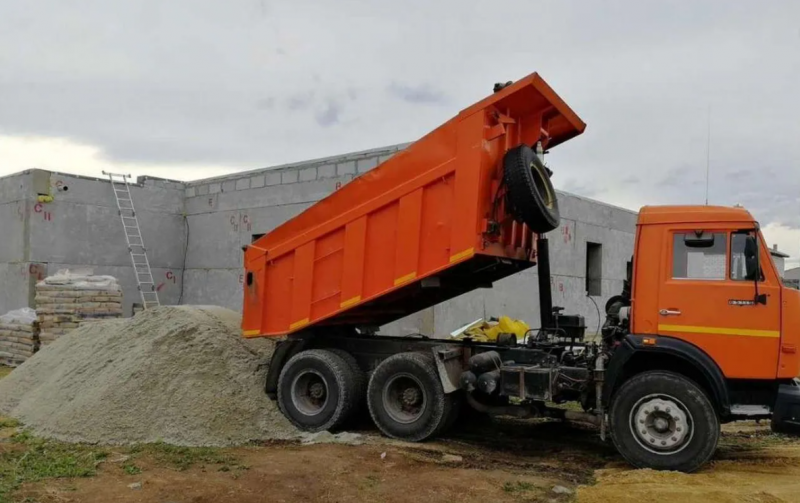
left=103, top=171, right=160, bottom=310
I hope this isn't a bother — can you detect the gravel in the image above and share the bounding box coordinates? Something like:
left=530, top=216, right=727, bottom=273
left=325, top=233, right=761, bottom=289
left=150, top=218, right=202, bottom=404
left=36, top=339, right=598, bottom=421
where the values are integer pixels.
left=0, top=305, right=298, bottom=446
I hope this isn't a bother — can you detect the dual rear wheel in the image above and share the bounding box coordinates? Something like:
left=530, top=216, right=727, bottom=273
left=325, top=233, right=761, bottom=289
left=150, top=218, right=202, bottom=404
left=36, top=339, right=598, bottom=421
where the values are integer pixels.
left=278, top=349, right=456, bottom=440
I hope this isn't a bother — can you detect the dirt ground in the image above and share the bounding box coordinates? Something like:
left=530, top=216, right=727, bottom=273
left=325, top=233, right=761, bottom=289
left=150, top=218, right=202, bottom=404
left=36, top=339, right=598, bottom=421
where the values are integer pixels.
left=5, top=416, right=800, bottom=503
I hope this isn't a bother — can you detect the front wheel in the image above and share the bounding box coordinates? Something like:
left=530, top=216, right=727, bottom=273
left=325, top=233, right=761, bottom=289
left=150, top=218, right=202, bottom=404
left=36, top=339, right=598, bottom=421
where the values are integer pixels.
left=609, top=371, right=719, bottom=472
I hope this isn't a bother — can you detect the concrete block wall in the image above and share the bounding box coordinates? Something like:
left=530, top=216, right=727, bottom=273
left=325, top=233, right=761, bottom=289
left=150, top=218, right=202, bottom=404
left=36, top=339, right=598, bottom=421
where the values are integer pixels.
left=0, top=170, right=187, bottom=316
left=0, top=172, right=37, bottom=311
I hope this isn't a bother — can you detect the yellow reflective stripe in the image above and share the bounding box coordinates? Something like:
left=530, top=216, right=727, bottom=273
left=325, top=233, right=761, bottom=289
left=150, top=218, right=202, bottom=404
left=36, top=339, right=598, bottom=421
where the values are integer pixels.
left=658, top=324, right=780, bottom=338
left=340, top=295, right=361, bottom=309
left=242, top=329, right=260, bottom=336
left=449, top=248, right=475, bottom=263
left=289, top=318, right=310, bottom=330
left=394, top=271, right=417, bottom=286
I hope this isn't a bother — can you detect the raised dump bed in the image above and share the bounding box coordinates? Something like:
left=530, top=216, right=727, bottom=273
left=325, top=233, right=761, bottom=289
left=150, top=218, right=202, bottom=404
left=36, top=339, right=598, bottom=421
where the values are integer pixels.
left=243, top=72, right=586, bottom=337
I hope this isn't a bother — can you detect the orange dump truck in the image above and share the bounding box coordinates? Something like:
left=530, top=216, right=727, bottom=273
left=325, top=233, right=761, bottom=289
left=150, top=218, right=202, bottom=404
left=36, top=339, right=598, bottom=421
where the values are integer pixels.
left=243, top=72, right=800, bottom=472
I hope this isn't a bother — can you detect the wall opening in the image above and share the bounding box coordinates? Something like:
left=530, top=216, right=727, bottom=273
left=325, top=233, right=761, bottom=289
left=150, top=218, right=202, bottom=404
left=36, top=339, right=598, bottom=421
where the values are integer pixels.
left=586, top=242, right=602, bottom=296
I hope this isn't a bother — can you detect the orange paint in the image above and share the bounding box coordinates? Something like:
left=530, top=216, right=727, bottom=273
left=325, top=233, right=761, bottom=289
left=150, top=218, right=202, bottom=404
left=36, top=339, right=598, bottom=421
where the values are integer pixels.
left=242, top=72, right=586, bottom=337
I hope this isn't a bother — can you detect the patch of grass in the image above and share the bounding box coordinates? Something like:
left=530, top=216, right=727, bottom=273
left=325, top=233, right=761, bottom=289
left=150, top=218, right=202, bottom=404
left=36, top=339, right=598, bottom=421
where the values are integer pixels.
left=122, top=463, right=142, bottom=475
left=0, top=435, right=108, bottom=503
left=502, top=480, right=536, bottom=493
left=0, top=367, right=12, bottom=380
left=0, top=418, right=19, bottom=429
left=127, top=442, right=239, bottom=472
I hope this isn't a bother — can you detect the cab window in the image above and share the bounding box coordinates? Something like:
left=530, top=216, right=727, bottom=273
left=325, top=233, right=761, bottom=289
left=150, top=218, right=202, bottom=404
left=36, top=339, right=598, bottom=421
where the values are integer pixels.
left=672, top=232, right=727, bottom=280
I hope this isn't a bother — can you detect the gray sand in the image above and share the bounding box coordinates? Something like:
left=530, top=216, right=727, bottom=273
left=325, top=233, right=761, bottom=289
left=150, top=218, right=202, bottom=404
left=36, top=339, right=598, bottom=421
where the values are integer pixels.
left=0, top=305, right=297, bottom=446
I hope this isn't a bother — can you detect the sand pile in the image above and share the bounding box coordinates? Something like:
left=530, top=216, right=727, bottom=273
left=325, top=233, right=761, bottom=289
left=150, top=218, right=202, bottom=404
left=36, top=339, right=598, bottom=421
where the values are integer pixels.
left=0, top=305, right=297, bottom=446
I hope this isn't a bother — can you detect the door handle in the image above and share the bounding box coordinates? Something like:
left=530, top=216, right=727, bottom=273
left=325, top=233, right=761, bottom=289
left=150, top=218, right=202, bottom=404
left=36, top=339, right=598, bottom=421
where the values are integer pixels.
left=659, top=309, right=682, bottom=316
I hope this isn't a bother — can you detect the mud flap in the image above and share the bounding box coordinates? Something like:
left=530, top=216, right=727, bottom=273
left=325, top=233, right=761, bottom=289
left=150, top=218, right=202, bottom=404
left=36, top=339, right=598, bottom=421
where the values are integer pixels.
left=432, top=345, right=463, bottom=394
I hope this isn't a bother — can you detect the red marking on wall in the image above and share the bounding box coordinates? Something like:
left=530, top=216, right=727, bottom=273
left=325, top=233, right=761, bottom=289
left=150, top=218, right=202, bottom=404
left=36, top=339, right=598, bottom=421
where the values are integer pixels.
left=238, top=274, right=244, bottom=285
left=335, top=182, right=342, bottom=191
left=166, top=271, right=176, bottom=283
left=230, top=214, right=252, bottom=232
left=156, top=282, right=166, bottom=292
left=562, top=223, right=572, bottom=244
left=28, top=263, right=46, bottom=281
left=33, top=203, right=52, bottom=221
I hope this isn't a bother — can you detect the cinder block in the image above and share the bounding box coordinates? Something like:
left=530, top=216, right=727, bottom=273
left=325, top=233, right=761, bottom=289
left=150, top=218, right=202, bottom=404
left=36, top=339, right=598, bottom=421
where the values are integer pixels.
left=266, top=172, right=281, bottom=186
left=208, top=183, right=221, bottom=194
left=185, top=186, right=196, bottom=198
left=299, top=167, right=317, bottom=182
left=318, top=164, right=336, bottom=179
left=250, top=174, right=265, bottom=188
left=281, top=170, right=298, bottom=184
left=357, top=157, right=378, bottom=173
left=222, top=180, right=236, bottom=192
left=379, top=154, right=393, bottom=164
left=196, top=184, right=208, bottom=195
left=235, top=178, right=250, bottom=191
left=337, top=161, right=356, bottom=175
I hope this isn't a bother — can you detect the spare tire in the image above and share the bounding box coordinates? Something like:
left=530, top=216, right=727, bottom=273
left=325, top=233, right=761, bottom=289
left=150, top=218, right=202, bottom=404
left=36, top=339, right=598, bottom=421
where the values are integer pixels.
left=503, top=144, right=560, bottom=233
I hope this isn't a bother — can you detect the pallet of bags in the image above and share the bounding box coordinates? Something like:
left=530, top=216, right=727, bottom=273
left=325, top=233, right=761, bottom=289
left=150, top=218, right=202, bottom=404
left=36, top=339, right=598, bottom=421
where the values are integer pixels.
left=0, top=307, right=39, bottom=366
left=35, top=270, right=124, bottom=346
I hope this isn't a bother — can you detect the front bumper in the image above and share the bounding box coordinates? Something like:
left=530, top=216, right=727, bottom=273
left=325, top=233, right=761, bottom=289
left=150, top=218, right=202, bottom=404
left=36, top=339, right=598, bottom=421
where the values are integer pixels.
left=773, top=379, right=800, bottom=432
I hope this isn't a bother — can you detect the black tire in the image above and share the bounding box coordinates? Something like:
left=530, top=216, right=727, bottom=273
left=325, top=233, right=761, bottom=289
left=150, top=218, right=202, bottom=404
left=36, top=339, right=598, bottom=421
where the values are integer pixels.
left=503, top=144, right=560, bottom=233
left=277, top=349, right=359, bottom=432
left=610, top=371, right=719, bottom=472
left=367, top=352, right=456, bottom=442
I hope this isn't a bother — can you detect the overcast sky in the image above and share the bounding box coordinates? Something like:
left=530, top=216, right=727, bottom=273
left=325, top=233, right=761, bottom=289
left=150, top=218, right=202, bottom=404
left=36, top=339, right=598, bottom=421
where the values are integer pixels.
left=1, top=1, right=798, bottom=265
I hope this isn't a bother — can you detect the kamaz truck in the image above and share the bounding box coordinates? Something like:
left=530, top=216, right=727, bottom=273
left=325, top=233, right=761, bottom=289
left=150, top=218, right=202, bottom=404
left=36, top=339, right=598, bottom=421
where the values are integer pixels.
left=241, top=72, right=800, bottom=472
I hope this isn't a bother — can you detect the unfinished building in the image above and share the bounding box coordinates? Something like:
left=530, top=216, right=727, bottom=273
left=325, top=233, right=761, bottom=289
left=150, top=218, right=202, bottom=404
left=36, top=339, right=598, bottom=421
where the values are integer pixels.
left=0, top=143, right=637, bottom=336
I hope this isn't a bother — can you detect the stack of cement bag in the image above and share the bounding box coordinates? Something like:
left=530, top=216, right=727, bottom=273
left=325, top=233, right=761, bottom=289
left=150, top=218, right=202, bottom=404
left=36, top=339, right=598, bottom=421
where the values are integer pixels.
left=0, top=308, right=39, bottom=366
left=35, top=270, right=124, bottom=346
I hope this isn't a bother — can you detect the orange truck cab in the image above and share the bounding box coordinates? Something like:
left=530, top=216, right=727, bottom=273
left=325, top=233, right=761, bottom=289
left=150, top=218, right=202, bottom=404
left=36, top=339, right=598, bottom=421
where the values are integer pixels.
left=602, top=205, right=800, bottom=426
left=243, top=72, right=800, bottom=473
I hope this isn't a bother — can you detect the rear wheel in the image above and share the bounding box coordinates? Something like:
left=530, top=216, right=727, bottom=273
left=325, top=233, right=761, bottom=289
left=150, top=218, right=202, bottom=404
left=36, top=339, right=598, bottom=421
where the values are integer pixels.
left=609, top=371, right=719, bottom=472
left=367, top=352, right=455, bottom=441
left=277, top=349, right=359, bottom=432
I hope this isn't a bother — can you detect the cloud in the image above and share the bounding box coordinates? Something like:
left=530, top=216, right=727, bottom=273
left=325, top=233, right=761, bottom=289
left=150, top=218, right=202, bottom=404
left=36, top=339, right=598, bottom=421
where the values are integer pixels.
left=314, top=99, right=342, bottom=127
left=0, top=0, right=798, bottom=250
left=387, top=82, right=447, bottom=104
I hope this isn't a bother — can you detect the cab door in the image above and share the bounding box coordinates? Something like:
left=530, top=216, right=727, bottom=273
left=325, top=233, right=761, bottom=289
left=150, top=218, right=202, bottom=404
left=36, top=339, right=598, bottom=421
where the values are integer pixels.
left=657, top=228, right=781, bottom=379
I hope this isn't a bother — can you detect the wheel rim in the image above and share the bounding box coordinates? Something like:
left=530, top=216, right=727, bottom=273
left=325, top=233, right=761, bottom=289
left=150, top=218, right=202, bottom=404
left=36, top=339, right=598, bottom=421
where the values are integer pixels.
left=382, top=373, right=427, bottom=424
left=629, top=394, right=694, bottom=455
left=290, top=369, right=329, bottom=416
left=529, top=161, right=555, bottom=210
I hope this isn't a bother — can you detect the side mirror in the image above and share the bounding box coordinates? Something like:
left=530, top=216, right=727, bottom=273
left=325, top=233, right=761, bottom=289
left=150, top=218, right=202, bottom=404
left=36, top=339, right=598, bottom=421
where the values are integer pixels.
left=684, top=232, right=715, bottom=248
